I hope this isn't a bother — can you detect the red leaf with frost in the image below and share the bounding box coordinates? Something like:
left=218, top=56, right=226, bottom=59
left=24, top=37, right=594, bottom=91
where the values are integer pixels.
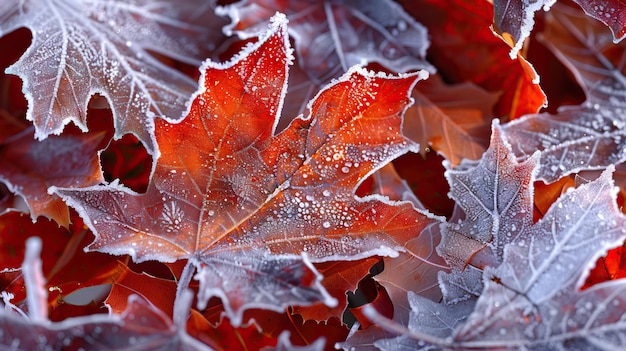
left=53, top=15, right=437, bottom=326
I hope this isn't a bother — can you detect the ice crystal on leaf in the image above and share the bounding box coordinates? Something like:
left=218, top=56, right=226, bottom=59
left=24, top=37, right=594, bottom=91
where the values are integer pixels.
left=53, top=14, right=438, bottom=326
left=1, top=0, right=223, bottom=154
left=502, top=3, right=626, bottom=183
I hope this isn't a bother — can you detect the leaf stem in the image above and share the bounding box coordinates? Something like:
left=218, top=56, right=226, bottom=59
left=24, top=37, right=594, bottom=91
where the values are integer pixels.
left=173, top=259, right=195, bottom=328
left=22, top=236, right=47, bottom=322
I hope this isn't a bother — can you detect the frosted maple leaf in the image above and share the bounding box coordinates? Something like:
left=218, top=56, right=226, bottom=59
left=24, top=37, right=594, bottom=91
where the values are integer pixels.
left=53, top=14, right=439, bottom=326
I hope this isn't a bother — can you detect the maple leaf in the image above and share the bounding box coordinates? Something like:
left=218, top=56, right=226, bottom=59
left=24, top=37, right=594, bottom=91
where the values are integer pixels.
left=402, top=74, right=498, bottom=166
left=442, top=166, right=626, bottom=349
left=53, top=14, right=437, bottom=326
left=1, top=0, right=225, bottom=154
left=0, top=125, right=104, bottom=227
left=218, top=0, right=433, bottom=119
left=436, top=122, right=538, bottom=306
left=493, top=0, right=625, bottom=58
left=502, top=3, right=626, bottom=183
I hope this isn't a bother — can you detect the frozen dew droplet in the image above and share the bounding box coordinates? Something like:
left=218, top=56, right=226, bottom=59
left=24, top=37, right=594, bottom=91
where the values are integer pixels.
left=323, top=221, right=331, bottom=228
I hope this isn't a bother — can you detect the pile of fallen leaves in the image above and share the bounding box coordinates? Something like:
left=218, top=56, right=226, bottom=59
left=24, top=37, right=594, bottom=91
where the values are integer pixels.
left=1, top=0, right=626, bottom=349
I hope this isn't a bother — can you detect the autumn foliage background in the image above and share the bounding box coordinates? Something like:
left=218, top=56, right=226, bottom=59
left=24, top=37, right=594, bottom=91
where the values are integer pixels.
left=1, top=0, right=626, bottom=350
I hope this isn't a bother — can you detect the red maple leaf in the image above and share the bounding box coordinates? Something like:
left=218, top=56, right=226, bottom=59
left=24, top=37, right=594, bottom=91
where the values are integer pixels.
left=53, top=14, right=437, bottom=326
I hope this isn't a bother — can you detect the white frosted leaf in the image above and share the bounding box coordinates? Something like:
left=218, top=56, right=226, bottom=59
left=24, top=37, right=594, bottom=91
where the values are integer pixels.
left=368, top=165, right=626, bottom=350
left=451, top=166, right=626, bottom=348
left=3, top=0, right=224, bottom=154
left=437, top=121, right=538, bottom=304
